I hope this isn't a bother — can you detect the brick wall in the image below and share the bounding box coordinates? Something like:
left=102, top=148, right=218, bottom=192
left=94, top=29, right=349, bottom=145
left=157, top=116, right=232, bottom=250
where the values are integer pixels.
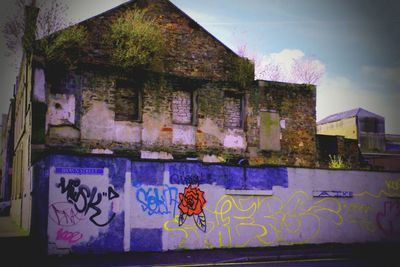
left=246, top=81, right=317, bottom=167
left=223, top=95, right=241, bottom=129
left=79, top=0, right=237, bottom=81
left=172, top=90, right=192, bottom=124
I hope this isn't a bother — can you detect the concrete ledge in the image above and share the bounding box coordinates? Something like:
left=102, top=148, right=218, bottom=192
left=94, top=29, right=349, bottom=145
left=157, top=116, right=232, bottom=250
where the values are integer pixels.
left=225, top=189, right=273, bottom=196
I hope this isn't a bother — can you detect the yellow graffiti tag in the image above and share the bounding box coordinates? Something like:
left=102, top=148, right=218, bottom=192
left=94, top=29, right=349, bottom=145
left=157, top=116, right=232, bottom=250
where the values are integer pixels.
left=343, top=202, right=376, bottom=233
left=163, top=191, right=344, bottom=249
left=385, top=178, right=400, bottom=192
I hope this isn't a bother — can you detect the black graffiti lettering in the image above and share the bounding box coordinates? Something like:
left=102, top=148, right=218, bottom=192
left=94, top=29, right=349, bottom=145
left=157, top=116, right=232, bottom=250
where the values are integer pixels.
left=108, top=187, right=119, bottom=200
left=57, top=177, right=119, bottom=227
left=170, top=173, right=200, bottom=185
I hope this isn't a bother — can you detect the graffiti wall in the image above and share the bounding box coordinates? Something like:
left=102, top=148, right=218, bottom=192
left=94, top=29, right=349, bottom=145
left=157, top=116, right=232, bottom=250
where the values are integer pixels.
left=37, top=155, right=400, bottom=254
left=40, top=155, right=128, bottom=254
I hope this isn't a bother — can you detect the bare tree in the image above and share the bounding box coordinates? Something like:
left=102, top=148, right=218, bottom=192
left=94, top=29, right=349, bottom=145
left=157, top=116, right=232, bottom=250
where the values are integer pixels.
left=2, top=0, right=70, bottom=55
left=291, top=56, right=325, bottom=85
left=236, top=44, right=324, bottom=85
left=256, top=62, right=283, bottom=82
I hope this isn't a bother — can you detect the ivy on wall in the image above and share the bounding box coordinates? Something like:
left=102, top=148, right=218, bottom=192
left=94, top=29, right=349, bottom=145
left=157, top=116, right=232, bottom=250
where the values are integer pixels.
left=227, top=55, right=254, bottom=88
left=37, top=25, right=88, bottom=69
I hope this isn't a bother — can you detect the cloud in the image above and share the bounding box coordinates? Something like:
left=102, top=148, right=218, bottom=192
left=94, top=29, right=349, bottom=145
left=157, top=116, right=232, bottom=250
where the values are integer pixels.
left=259, top=49, right=304, bottom=75
left=254, top=48, right=325, bottom=84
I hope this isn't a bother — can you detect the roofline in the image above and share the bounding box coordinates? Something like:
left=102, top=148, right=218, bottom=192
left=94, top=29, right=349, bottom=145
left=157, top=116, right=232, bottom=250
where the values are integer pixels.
left=39, top=0, right=238, bottom=58
left=256, top=79, right=316, bottom=87
left=316, top=115, right=357, bottom=125
left=165, top=0, right=237, bottom=56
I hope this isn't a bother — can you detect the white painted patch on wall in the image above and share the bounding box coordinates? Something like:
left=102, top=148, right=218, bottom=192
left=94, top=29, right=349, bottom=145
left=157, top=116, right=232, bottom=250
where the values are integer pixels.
left=172, top=125, right=195, bottom=145
left=280, top=119, right=286, bottom=129
left=91, top=149, right=114, bottom=154
left=223, top=129, right=246, bottom=148
left=140, top=151, right=173, bottom=160
left=202, top=154, right=221, bottom=163
left=81, top=101, right=141, bottom=143
left=141, top=114, right=167, bottom=145
left=81, top=101, right=114, bottom=141
left=114, top=121, right=141, bottom=143
left=33, top=68, right=45, bottom=102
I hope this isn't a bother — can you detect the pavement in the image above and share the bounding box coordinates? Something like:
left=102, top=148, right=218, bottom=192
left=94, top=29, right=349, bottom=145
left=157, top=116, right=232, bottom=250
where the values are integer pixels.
left=1, top=215, right=399, bottom=266
left=0, top=215, right=29, bottom=237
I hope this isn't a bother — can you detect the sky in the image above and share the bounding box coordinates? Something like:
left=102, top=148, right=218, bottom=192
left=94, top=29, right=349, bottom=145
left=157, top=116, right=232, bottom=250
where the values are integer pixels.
left=0, top=0, right=399, bottom=133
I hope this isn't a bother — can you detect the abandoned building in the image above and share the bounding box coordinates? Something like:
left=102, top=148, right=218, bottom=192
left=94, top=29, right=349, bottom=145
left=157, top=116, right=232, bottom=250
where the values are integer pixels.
left=30, top=0, right=318, bottom=168
left=1, top=0, right=399, bottom=256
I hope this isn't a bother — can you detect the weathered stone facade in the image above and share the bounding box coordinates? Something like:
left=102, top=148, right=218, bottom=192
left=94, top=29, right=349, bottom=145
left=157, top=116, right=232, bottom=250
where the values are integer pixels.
left=33, top=0, right=318, bottom=168
left=172, top=90, right=192, bottom=124
left=78, top=0, right=236, bottom=81
left=246, top=81, right=317, bottom=167
left=224, top=95, right=242, bottom=129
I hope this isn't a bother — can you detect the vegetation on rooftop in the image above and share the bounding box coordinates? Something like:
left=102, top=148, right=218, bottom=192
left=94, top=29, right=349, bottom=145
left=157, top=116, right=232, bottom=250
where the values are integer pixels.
left=109, top=8, right=164, bottom=70
left=38, top=24, right=88, bottom=69
left=228, top=55, right=255, bottom=88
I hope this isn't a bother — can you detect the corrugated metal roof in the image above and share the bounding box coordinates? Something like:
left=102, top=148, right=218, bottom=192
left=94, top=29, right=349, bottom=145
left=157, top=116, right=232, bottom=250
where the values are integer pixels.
left=317, top=108, right=384, bottom=125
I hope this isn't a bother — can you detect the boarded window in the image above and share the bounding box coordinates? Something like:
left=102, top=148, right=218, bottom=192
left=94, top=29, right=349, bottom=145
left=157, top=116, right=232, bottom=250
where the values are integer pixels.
left=260, top=111, right=281, bottom=151
left=115, top=80, right=141, bottom=121
left=224, top=93, right=243, bottom=128
left=172, top=90, right=193, bottom=124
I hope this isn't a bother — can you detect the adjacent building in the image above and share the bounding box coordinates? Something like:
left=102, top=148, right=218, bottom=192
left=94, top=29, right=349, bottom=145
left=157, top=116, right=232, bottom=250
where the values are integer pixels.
left=317, top=107, right=400, bottom=170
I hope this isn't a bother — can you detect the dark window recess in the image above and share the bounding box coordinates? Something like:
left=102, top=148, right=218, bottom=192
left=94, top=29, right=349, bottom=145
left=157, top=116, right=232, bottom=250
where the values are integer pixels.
left=360, top=117, right=378, bottom=133
left=115, top=80, right=140, bottom=121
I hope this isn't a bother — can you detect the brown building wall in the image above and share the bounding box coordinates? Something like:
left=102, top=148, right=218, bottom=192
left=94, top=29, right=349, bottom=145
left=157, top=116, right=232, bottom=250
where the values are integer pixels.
left=246, top=81, right=317, bottom=167
left=78, top=0, right=236, bottom=81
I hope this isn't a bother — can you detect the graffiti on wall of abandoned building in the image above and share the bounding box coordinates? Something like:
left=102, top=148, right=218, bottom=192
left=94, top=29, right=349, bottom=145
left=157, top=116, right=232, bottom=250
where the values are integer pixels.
left=47, top=167, right=121, bottom=252
left=163, top=186, right=400, bottom=250
left=178, top=184, right=207, bottom=232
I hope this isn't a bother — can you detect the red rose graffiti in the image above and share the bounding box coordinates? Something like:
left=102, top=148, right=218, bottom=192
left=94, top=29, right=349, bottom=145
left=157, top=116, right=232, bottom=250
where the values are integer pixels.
left=178, top=184, right=207, bottom=232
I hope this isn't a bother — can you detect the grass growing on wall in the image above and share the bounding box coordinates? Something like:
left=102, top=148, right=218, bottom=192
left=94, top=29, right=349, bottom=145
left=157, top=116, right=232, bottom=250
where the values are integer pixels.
left=328, top=155, right=350, bottom=169
left=228, top=55, right=254, bottom=88
left=110, top=8, right=164, bottom=70
left=38, top=25, right=88, bottom=69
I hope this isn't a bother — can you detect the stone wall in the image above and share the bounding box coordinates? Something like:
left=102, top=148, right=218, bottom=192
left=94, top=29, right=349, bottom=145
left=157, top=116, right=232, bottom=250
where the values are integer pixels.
left=246, top=81, right=317, bottom=167
left=42, top=72, right=317, bottom=167
left=223, top=95, right=241, bottom=129
left=172, top=90, right=192, bottom=124
left=79, top=0, right=237, bottom=81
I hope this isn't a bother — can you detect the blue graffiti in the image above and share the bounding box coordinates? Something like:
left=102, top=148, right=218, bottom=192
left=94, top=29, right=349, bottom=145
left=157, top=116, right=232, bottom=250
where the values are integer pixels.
left=136, top=184, right=178, bottom=216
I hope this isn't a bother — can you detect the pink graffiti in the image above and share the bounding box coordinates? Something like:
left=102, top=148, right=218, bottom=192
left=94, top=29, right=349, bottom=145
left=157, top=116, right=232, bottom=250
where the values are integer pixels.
left=376, top=200, right=400, bottom=236
left=56, top=228, right=83, bottom=244
left=49, top=202, right=85, bottom=226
